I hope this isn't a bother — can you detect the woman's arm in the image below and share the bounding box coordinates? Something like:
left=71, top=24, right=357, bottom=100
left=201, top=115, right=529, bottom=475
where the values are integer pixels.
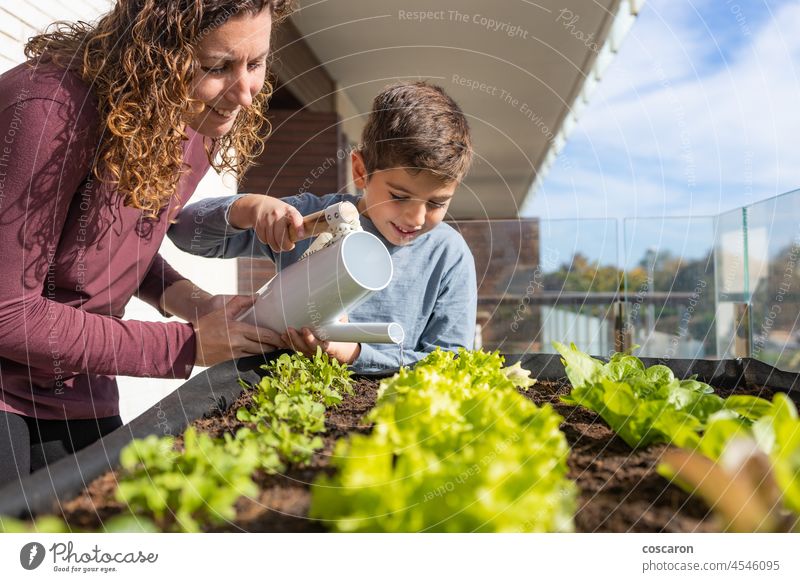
left=0, top=94, right=279, bottom=378
left=0, top=95, right=196, bottom=378
left=135, top=254, right=215, bottom=321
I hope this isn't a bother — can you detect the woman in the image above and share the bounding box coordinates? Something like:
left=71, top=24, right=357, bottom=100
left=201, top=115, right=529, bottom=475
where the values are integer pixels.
left=0, top=0, right=290, bottom=486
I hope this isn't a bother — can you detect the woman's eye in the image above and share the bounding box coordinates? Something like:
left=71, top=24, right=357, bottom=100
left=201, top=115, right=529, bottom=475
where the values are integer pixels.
left=201, top=66, right=226, bottom=74
left=428, top=202, right=446, bottom=209
left=248, top=61, right=265, bottom=71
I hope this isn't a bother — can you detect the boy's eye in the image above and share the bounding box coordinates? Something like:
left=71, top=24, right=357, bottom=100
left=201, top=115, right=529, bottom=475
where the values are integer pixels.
left=391, top=192, right=446, bottom=209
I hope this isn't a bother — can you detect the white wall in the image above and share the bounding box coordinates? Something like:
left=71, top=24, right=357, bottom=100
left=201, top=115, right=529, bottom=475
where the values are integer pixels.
left=0, top=1, right=114, bottom=73
left=541, top=306, right=611, bottom=357
left=2, top=1, right=240, bottom=422
left=118, top=170, right=238, bottom=424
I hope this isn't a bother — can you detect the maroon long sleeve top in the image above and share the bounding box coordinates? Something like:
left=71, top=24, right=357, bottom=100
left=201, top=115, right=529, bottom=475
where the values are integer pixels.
left=0, top=62, right=207, bottom=420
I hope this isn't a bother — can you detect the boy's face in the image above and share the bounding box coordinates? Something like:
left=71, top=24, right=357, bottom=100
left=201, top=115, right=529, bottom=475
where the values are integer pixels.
left=351, top=152, right=457, bottom=246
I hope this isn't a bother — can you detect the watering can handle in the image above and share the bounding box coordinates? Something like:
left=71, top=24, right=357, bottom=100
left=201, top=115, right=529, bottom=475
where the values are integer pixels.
left=289, top=201, right=360, bottom=242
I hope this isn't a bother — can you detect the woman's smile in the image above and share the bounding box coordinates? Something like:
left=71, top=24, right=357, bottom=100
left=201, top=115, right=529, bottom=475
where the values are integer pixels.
left=207, top=103, right=239, bottom=119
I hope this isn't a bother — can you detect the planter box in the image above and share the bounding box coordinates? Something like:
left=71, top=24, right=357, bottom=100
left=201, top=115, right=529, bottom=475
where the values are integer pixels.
left=1, top=353, right=798, bottom=532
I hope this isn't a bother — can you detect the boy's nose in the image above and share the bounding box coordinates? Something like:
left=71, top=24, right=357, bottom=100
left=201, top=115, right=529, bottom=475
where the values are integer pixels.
left=404, top=201, right=427, bottom=227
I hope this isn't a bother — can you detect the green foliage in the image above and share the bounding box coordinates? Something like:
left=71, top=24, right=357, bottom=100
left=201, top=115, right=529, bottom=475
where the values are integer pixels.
left=4, top=351, right=354, bottom=534
left=753, top=394, right=800, bottom=514
left=0, top=514, right=71, bottom=533
left=247, top=347, right=354, bottom=408
left=694, top=393, right=800, bottom=514
left=554, top=342, right=800, bottom=529
left=501, top=360, right=537, bottom=388
left=113, top=350, right=353, bottom=532
left=657, top=393, right=800, bottom=530
left=99, top=514, right=161, bottom=533
left=235, top=347, right=352, bottom=472
left=554, top=341, right=769, bottom=449
left=542, top=252, right=622, bottom=292
left=0, top=513, right=159, bottom=533
left=310, top=349, right=576, bottom=532
left=116, top=428, right=259, bottom=533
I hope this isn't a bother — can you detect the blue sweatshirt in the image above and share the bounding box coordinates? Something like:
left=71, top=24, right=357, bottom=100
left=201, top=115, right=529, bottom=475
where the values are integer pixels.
left=168, top=193, right=477, bottom=373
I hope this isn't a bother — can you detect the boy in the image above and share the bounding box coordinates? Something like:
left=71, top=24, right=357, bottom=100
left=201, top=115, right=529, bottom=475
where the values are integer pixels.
left=169, top=81, right=477, bottom=373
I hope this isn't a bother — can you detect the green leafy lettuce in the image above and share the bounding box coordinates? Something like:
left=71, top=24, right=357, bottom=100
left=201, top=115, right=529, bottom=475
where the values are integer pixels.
left=553, top=342, right=769, bottom=449
left=116, top=428, right=259, bottom=533
left=690, top=393, right=800, bottom=514
left=235, top=347, right=352, bottom=472
left=114, top=349, right=353, bottom=532
left=310, top=349, right=576, bottom=532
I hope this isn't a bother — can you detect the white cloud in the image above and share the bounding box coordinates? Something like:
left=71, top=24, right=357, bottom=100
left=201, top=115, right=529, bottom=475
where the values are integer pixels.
left=527, top=0, right=800, bottom=221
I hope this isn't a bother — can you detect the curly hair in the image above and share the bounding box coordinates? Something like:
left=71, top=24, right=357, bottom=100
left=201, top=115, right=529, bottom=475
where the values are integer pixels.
left=25, top=0, right=292, bottom=217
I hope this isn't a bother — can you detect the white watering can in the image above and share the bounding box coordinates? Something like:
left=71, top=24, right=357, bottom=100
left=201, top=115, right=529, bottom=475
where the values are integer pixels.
left=237, top=202, right=405, bottom=345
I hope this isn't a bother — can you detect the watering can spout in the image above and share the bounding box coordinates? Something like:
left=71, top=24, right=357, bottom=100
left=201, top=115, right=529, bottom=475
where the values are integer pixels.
left=317, top=322, right=405, bottom=345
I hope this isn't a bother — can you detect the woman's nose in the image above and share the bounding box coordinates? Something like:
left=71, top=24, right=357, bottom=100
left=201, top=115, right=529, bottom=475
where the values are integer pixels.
left=227, top=71, right=254, bottom=108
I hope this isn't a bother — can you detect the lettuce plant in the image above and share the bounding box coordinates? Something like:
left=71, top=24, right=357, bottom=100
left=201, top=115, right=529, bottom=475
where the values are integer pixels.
left=251, top=347, right=354, bottom=408
left=753, top=394, right=800, bottom=513
left=0, top=513, right=159, bottom=533
left=310, top=349, right=576, bottom=532
left=659, top=392, right=800, bottom=531
left=116, top=428, right=259, bottom=533
left=235, top=348, right=352, bottom=471
left=553, top=342, right=768, bottom=449
left=0, top=515, right=71, bottom=533
left=113, top=350, right=353, bottom=531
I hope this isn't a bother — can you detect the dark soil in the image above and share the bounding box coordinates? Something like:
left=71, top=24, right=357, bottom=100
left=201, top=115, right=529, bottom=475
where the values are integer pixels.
left=59, top=377, right=380, bottom=533
left=57, top=375, right=792, bottom=533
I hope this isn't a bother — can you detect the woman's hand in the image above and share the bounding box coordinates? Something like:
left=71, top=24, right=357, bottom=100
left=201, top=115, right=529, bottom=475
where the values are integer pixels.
left=228, top=194, right=305, bottom=252
left=192, top=295, right=286, bottom=367
left=158, top=280, right=236, bottom=323
left=188, top=292, right=236, bottom=322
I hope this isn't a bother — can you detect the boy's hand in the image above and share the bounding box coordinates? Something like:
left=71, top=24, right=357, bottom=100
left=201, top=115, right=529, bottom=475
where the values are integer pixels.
left=228, top=194, right=305, bottom=252
left=282, top=326, right=361, bottom=365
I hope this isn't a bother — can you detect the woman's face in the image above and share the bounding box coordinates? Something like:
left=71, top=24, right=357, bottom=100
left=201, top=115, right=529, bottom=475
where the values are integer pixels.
left=187, top=7, right=272, bottom=138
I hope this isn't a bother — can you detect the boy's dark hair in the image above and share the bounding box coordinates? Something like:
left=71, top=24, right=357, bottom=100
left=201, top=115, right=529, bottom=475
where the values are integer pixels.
left=360, top=81, right=473, bottom=183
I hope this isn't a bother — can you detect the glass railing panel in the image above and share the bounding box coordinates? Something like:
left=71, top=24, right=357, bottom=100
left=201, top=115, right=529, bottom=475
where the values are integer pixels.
left=623, top=216, right=717, bottom=360
left=452, top=218, right=618, bottom=356
left=714, top=207, right=748, bottom=359
left=457, top=187, right=800, bottom=369
left=745, top=188, right=800, bottom=371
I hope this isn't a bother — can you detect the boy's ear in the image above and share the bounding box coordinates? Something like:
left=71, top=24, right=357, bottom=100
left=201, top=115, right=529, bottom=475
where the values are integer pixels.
left=351, top=150, right=368, bottom=190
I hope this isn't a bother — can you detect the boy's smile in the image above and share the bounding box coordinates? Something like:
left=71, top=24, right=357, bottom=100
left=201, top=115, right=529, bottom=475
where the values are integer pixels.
left=352, top=152, right=457, bottom=246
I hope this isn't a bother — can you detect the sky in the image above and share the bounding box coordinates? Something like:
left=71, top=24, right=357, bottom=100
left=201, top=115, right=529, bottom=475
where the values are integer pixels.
left=524, top=0, right=800, bottom=222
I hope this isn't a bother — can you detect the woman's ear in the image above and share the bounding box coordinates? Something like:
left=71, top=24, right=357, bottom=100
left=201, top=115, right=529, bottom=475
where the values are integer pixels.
left=351, top=150, right=368, bottom=190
